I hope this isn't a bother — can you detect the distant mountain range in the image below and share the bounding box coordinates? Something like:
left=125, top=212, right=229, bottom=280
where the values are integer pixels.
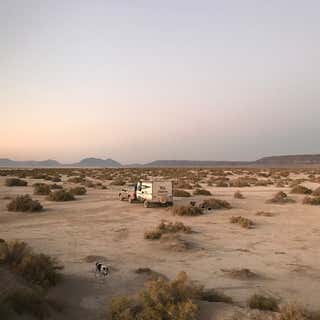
left=1, top=154, right=320, bottom=168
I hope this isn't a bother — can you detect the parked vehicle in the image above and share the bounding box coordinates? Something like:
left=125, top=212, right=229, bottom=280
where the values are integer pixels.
left=119, top=180, right=173, bottom=207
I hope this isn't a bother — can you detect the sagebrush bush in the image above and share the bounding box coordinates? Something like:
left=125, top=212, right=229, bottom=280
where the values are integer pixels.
left=247, top=294, right=279, bottom=311
left=173, top=189, right=191, bottom=197
left=47, top=190, right=75, bottom=201
left=193, top=188, right=212, bottom=196
left=234, top=191, right=245, bottom=199
left=290, top=185, right=312, bottom=195
left=4, top=288, right=51, bottom=320
left=0, top=240, right=62, bottom=288
left=5, top=178, right=28, bottom=187
left=144, top=221, right=191, bottom=240
left=312, top=187, right=320, bottom=196
left=50, top=183, right=63, bottom=190
left=7, top=195, right=43, bottom=212
left=230, top=216, right=254, bottom=229
left=266, top=191, right=295, bottom=204
left=33, top=183, right=51, bottom=195
left=172, top=205, right=203, bottom=216
left=69, top=186, right=87, bottom=195
left=199, top=198, right=232, bottom=210
left=302, top=196, right=320, bottom=205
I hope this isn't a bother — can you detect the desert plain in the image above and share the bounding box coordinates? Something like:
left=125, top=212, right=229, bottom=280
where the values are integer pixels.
left=0, top=167, right=319, bottom=319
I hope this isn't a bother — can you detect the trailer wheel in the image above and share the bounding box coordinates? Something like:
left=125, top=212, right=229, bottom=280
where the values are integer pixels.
left=144, top=200, right=150, bottom=208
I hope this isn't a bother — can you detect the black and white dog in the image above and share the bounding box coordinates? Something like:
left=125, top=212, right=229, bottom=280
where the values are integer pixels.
left=95, top=262, right=110, bottom=277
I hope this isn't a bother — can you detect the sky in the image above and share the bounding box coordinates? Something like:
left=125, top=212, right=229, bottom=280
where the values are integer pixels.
left=1, top=0, right=320, bottom=164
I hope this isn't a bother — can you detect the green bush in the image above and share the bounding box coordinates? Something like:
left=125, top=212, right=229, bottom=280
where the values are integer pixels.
left=69, top=186, right=87, bottom=195
left=47, top=189, right=75, bottom=201
left=247, top=294, right=279, bottom=311
left=7, top=195, right=43, bottom=212
left=172, top=205, right=203, bottom=216
left=33, top=183, right=51, bottom=195
left=5, top=178, right=28, bottom=187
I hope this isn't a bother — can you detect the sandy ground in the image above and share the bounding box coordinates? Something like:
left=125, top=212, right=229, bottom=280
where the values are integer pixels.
left=0, top=175, right=320, bottom=319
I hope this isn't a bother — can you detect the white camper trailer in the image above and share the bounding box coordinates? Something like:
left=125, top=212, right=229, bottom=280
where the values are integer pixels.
left=119, top=180, right=173, bottom=208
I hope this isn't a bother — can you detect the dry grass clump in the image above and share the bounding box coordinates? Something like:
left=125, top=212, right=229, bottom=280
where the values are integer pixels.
left=234, top=191, right=245, bottom=199
left=290, top=185, right=312, bottom=195
left=175, top=181, right=193, bottom=189
left=33, top=183, right=51, bottom=195
left=173, top=189, right=191, bottom=197
left=160, top=234, right=192, bottom=252
left=5, top=178, right=28, bottom=187
left=193, top=188, right=212, bottom=196
left=7, top=195, right=43, bottom=212
left=247, top=294, right=279, bottom=311
left=69, top=186, right=87, bottom=195
left=256, top=211, right=275, bottom=217
left=109, top=271, right=232, bottom=320
left=199, top=198, right=232, bottom=210
left=230, top=216, right=254, bottom=229
left=172, top=205, right=203, bottom=216
left=221, top=268, right=258, bottom=280
left=47, top=189, right=75, bottom=201
left=144, top=221, right=192, bottom=240
left=266, top=191, right=295, bottom=204
left=0, top=240, right=62, bottom=288
left=302, top=196, right=320, bottom=205
left=279, top=303, right=311, bottom=320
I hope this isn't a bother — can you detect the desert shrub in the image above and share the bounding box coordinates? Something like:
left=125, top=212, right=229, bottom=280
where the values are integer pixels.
left=172, top=205, right=203, bottom=216
left=291, top=185, right=312, bottom=195
left=266, top=191, right=295, bottom=204
left=234, top=191, right=245, bottom=199
left=221, top=268, right=258, bottom=280
left=302, top=196, right=320, bottom=205
left=199, top=288, right=232, bottom=303
left=279, top=303, right=310, bottom=320
left=47, top=189, right=75, bottom=201
left=229, top=178, right=250, bottom=187
left=110, top=179, right=126, bottom=186
left=247, top=294, right=279, bottom=311
left=50, top=183, right=63, bottom=189
left=7, top=195, right=43, bottom=212
left=256, top=211, right=274, bottom=217
left=0, top=240, right=62, bottom=288
left=5, top=178, right=27, bottom=187
left=312, top=187, right=320, bottom=196
left=15, top=253, right=62, bottom=288
left=51, top=176, right=61, bottom=182
left=193, top=188, right=211, bottom=196
left=199, top=198, right=232, bottom=210
left=175, top=181, right=193, bottom=189
left=216, top=180, right=229, bottom=187
left=0, top=240, right=31, bottom=266
left=230, top=216, right=254, bottom=229
left=33, top=183, right=51, bottom=195
left=4, top=288, right=52, bottom=320
left=67, top=176, right=85, bottom=183
left=173, top=189, right=191, bottom=197
left=69, top=186, right=87, bottom=195
left=109, top=272, right=199, bottom=320
left=144, top=221, right=191, bottom=240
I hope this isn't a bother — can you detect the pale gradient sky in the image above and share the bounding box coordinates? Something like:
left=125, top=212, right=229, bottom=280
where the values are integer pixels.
left=1, top=0, right=320, bottom=164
